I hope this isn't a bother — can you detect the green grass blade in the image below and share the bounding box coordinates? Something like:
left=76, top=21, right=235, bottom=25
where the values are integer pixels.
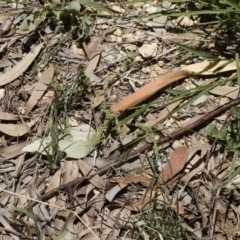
left=146, top=9, right=236, bottom=19
left=117, top=103, right=150, bottom=128
left=8, top=207, right=42, bottom=240
left=235, top=53, right=240, bottom=86
left=172, top=42, right=219, bottom=60
left=227, top=150, right=238, bottom=184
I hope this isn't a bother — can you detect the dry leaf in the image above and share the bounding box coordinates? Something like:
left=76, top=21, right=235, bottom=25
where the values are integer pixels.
left=46, top=164, right=62, bottom=207
left=105, top=184, right=128, bottom=202
left=62, top=160, right=79, bottom=184
left=110, top=59, right=238, bottom=112
left=110, top=69, right=187, bottom=112
left=77, top=159, right=113, bottom=190
left=10, top=154, right=26, bottom=177
left=84, top=54, right=101, bottom=83
left=25, top=65, right=54, bottom=115
left=0, top=25, right=16, bottom=37
left=0, top=142, right=29, bottom=160
left=124, top=195, right=151, bottom=212
left=0, top=112, right=19, bottom=120
left=0, top=123, right=30, bottom=136
left=209, top=86, right=239, bottom=99
left=0, top=43, right=43, bottom=86
left=159, top=146, right=188, bottom=183
left=38, top=90, right=54, bottom=108
left=181, top=60, right=237, bottom=75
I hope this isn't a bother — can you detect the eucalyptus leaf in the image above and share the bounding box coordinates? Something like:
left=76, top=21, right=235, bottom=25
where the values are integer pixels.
left=58, top=124, right=95, bottom=158
left=22, top=137, right=53, bottom=155
left=22, top=125, right=95, bottom=159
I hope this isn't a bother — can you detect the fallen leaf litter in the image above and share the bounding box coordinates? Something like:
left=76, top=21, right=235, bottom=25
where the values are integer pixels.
left=0, top=0, right=240, bottom=239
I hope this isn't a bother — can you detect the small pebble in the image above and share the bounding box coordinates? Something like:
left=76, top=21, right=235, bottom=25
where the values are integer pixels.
left=108, top=35, right=117, bottom=42
left=176, top=16, right=194, bottom=27
left=138, top=43, right=158, bottom=58
left=101, top=24, right=108, bottom=29
left=123, top=44, right=137, bottom=51
left=109, top=95, right=117, bottom=102
left=149, top=71, right=159, bottom=78
left=141, top=67, right=150, bottom=73
left=155, top=135, right=160, bottom=140
left=172, top=112, right=178, bottom=118
left=219, top=97, right=230, bottom=105
left=116, top=37, right=122, bottom=43
left=113, top=29, right=122, bottom=37
left=111, top=5, right=125, bottom=13
left=145, top=6, right=158, bottom=13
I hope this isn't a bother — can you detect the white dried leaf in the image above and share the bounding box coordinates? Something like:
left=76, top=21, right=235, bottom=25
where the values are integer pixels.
left=59, top=124, right=95, bottom=158
left=22, top=124, right=95, bottom=159
left=22, top=137, right=52, bottom=155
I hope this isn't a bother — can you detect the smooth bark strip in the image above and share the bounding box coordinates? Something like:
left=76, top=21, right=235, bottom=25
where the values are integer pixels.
left=110, top=69, right=188, bottom=112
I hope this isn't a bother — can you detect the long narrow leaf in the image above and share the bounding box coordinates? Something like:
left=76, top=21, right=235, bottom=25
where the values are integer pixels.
left=173, top=42, right=219, bottom=60
left=8, top=207, right=42, bottom=240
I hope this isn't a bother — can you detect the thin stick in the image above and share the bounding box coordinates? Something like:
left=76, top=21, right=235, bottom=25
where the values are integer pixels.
left=25, top=97, right=240, bottom=209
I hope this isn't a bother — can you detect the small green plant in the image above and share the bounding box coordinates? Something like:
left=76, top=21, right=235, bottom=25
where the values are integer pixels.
left=72, top=67, right=92, bottom=102
left=207, top=106, right=240, bottom=150
left=16, top=0, right=118, bottom=38
left=27, top=70, right=94, bottom=168
left=19, top=1, right=88, bottom=35
left=132, top=199, right=186, bottom=239
left=50, top=66, right=92, bottom=107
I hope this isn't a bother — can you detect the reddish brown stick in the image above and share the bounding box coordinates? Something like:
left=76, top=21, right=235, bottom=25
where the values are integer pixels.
left=110, top=69, right=188, bottom=112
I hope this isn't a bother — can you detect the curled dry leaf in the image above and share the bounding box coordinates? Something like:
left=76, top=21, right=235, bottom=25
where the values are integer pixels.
left=77, top=159, right=114, bottom=190
left=105, top=184, right=128, bottom=202
left=0, top=43, right=43, bottom=86
left=0, top=25, right=16, bottom=37
left=0, top=123, right=30, bottom=136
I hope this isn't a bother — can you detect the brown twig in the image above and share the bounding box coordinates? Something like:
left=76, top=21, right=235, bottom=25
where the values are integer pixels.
left=24, top=97, right=240, bottom=210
